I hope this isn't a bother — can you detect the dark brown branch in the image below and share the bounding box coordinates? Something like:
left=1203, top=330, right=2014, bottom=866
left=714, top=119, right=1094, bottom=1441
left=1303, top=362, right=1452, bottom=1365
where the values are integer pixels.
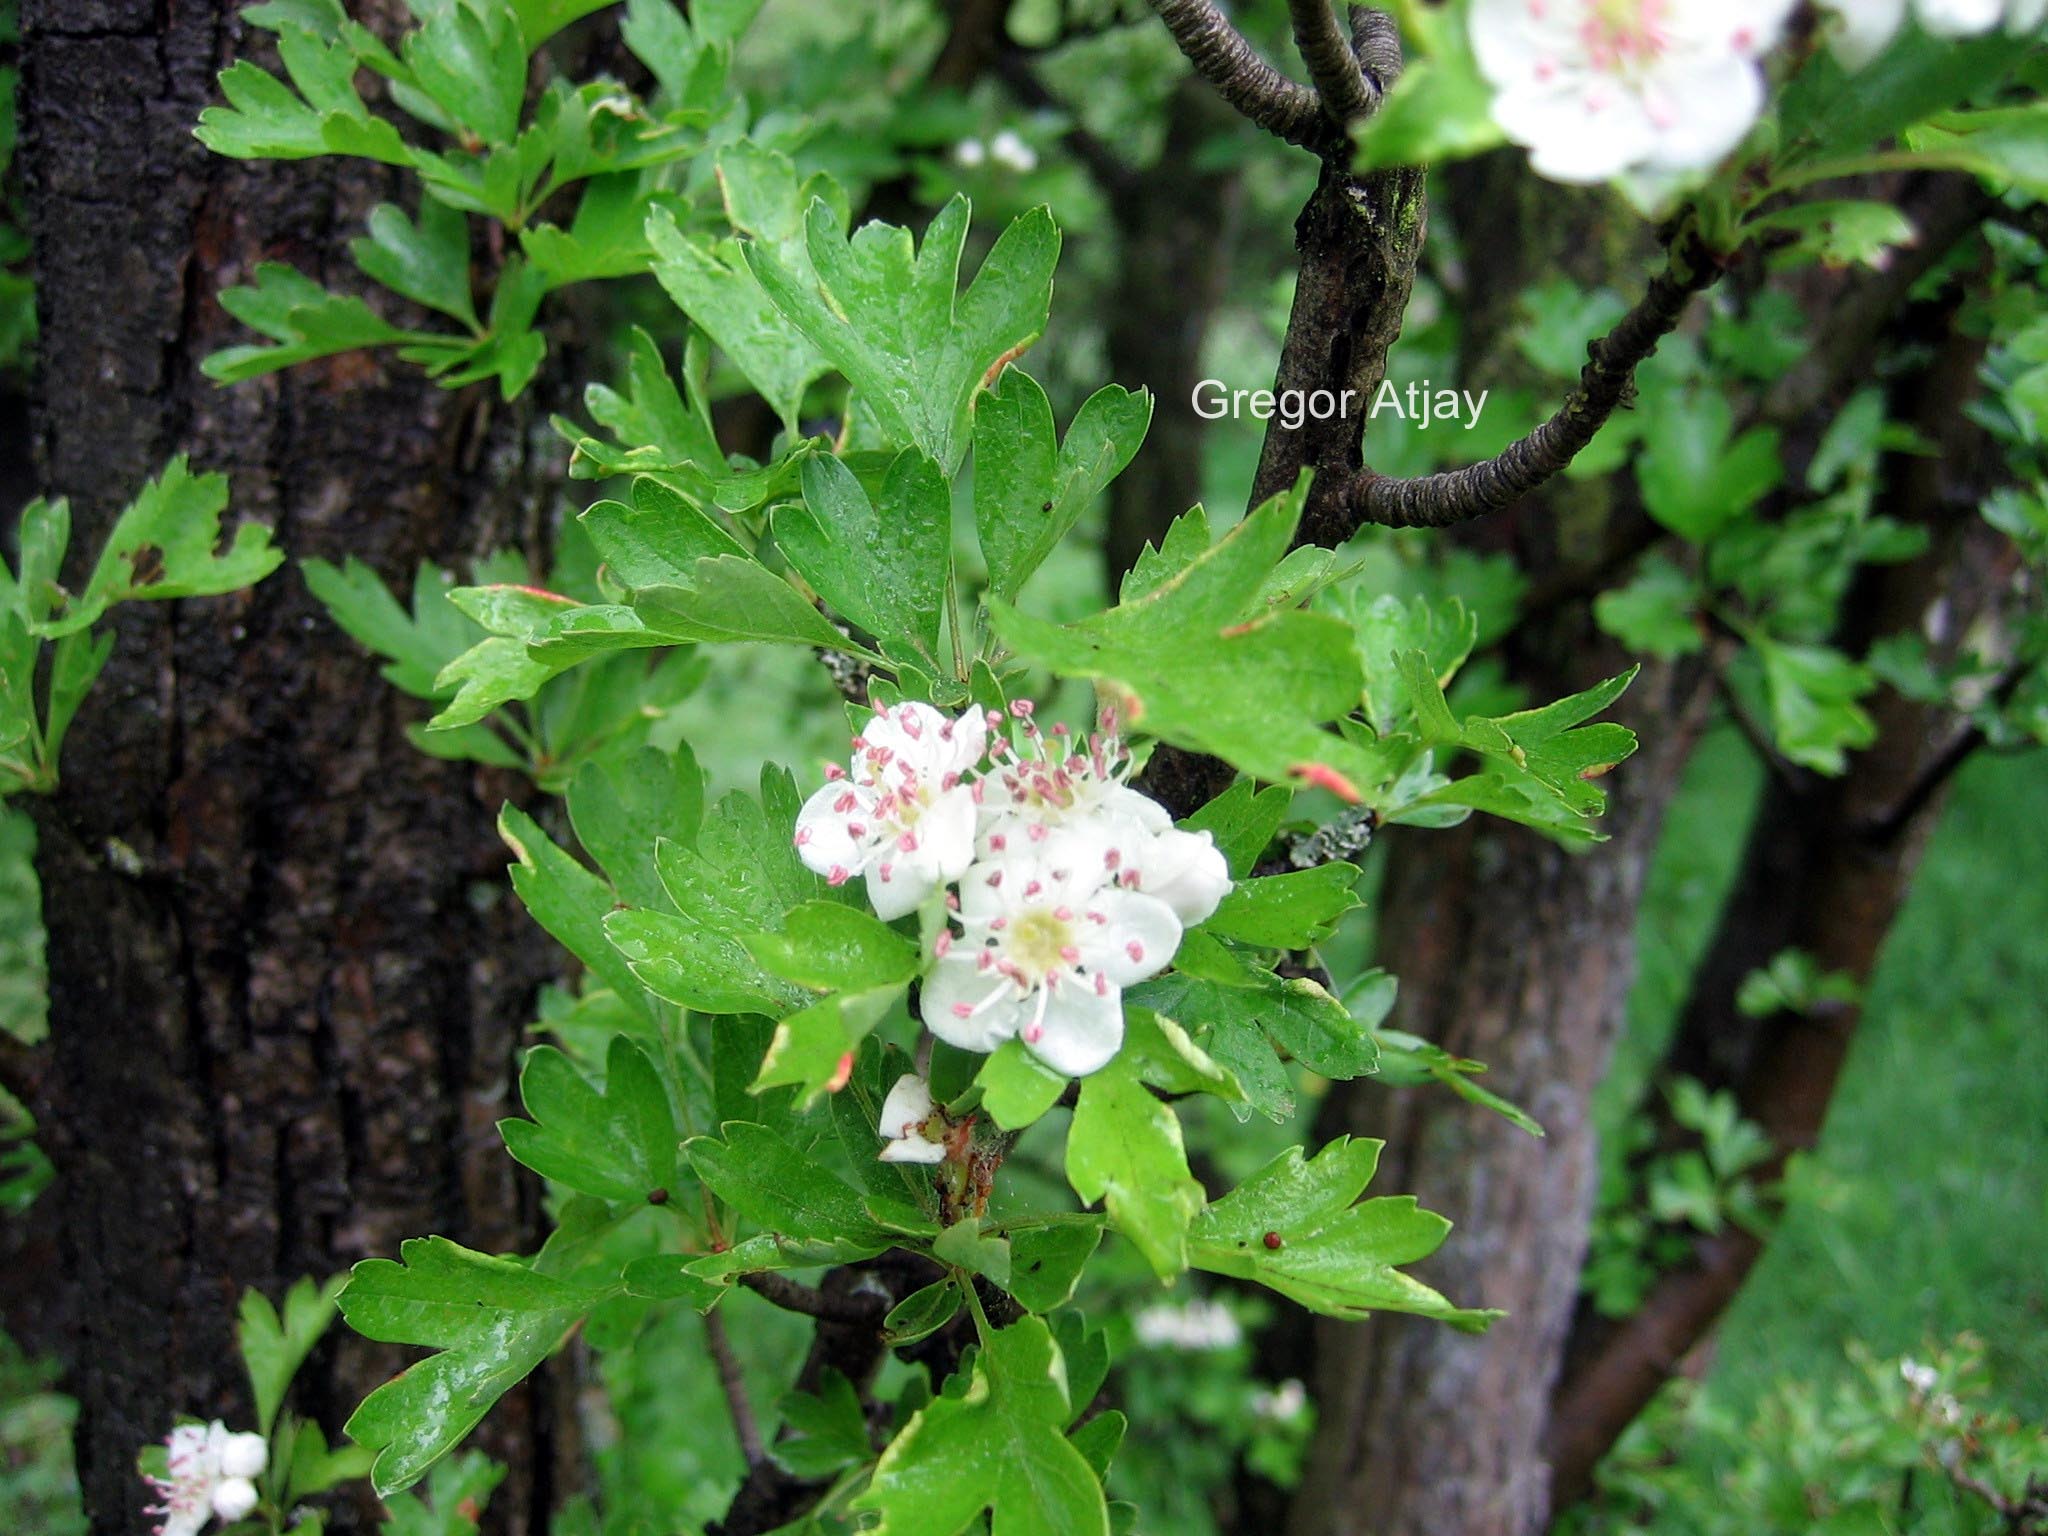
left=739, top=1269, right=890, bottom=1324
left=1147, top=0, right=1331, bottom=151
left=1299, top=238, right=1720, bottom=542
left=705, top=1308, right=766, bottom=1465
left=1289, top=0, right=1374, bottom=122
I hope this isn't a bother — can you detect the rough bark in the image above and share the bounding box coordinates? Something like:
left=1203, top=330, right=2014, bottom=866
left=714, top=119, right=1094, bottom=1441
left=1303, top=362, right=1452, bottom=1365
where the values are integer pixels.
left=15, top=3, right=573, bottom=1530
left=1277, top=151, right=1710, bottom=1536
left=1543, top=265, right=2011, bottom=1508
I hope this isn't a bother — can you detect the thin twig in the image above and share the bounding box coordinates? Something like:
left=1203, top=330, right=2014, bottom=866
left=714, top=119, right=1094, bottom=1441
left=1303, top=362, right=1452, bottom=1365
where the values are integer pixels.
left=739, top=1270, right=890, bottom=1324
left=1299, top=236, right=1721, bottom=542
left=705, top=1308, right=765, bottom=1466
left=1288, top=0, right=1374, bottom=122
left=1147, top=0, right=1331, bottom=150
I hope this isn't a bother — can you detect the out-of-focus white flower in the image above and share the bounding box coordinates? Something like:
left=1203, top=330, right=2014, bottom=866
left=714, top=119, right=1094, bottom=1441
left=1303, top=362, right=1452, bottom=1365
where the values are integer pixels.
left=1819, top=0, right=2043, bottom=67
left=145, top=1422, right=269, bottom=1536
left=989, top=128, right=1039, bottom=173
left=955, top=138, right=988, bottom=168
left=979, top=704, right=1232, bottom=928
left=1469, top=0, right=1796, bottom=183
left=922, top=828, right=1181, bottom=1077
left=1250, top=1378, right=1310, bottom=1421
left=795, top=702, right=989, bottom=919
left=1900, top=1357, right=1939, bottom=1395
left=1133, top=1298, right=1243, bottom=1351
left=876, top=1073, right=949, bottom=1164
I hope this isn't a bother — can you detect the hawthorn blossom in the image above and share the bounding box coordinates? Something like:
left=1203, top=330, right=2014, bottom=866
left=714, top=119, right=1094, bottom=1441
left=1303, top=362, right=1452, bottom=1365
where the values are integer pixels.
left=1469, top=0, right=1797, bottom=184
left=146, top=1421, right=268, bottom=1536
left=1250, top=1378, right=1310, bottom=1422
left=1133, top=1298, right=1243, bottom=1351
left=877, top=1073, right=949, bottom=1164
left=978, top=704, right=1232, bottom=928
left=989, top=129, right=1039, bottom=173
left=1820, top=0, right=2046, bottom=67
left=922, top=829, right=1181, bottom=1077
left=954, top=138, right=988, bottom=168
left=795, top=702, right=988, bottom=920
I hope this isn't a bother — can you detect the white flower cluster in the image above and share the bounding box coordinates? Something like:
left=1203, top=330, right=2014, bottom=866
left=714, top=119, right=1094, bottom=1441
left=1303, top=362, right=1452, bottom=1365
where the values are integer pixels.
left=955, top=129, right=1038, bottom=173
left=797, top=701, right=1231, bottom=1080
left=1471, top=0, right=2045, bottom=187
left=1132, top=1298, right=1244, bottom=1352
left=145, top=1421, right=267, bottom=1536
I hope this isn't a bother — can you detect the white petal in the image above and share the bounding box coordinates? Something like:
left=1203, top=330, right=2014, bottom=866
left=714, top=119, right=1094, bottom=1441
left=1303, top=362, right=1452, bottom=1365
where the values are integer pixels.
left=920, top=786, right=981, bottom=884
left=1640, top=53, right=1766, bottom=172
left=218, top=1431, right=268, bottom=1480
left=1027, top=983, right=1126, bottom=1077
left=2008, top=0, right=2048, bottom=32
left=1100, top=785, right=1171, bottom=835
left=795, top=782, right=869, bottom=877
left=859, top=702, right=981, bottom=784
left=921, top=956, right=1025, bottom=1053
left=1137, top=829, right=1232, bottom=927
left=881, top=1135, right=948, bottom=1164
left=1497, top=78, right=1657, bottom=183
left=877, top=1073, right=935, bottom=1140
left=1082, top=890, right=1183, bottom=986
left=1918, top=0, right=2004, bottom=31
left=1469, top=0, right=1581, bottom=89
left=867, top=858, right=940, bottom=921
left=1822, top=0, right=1908, bottom=62
left=211, top=1478, right=260, bottom=1522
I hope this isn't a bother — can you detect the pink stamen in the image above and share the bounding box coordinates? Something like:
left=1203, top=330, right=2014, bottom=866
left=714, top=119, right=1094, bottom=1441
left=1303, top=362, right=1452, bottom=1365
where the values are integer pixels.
left=828, top=866, right=850, bottom=885
left=1126, top=940, right=1145, bottom=963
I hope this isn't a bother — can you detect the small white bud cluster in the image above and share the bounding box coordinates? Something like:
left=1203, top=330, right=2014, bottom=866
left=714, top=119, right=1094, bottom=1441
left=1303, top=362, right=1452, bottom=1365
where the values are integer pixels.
left=145, top=1421, right=268, bottom=1536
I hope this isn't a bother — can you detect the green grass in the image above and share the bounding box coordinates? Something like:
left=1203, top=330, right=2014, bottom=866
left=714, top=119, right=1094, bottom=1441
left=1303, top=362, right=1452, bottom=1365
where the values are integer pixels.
left=1705, top=748, right=2048, bottom=1416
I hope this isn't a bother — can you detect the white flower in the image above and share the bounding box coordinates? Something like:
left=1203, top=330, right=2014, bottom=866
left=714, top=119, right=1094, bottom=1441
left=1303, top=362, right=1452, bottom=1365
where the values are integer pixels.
left=1819, top=0, right=2040, bottom=67
left=979, top=706, right=1232, bottom=928
left=1133, top=1299, right=1243, bottom=1351
left=146, top=1422, right=268, bottom=1536
left=921, top=829, right=1181, bottom=1077
left=1250, top=1378, right=1310, bottom=1422
left=989, top=129, right=1039, bottom=173
left=1470, top=0, right=1796, bottom=183
left=1901, top=1357, right=1938, bottom=1394
left=795, top=702, right=988, bottom=920
left=955, top=138, right=988, bottom=168
left=877, top=1073, right=949, bottom=1164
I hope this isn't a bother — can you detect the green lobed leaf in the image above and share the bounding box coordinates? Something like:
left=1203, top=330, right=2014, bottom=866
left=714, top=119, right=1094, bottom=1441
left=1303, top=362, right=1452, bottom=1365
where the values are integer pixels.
left=498, top=1036, right=678, bottom=1206
left=742, top=900, right=921, bottom=993
left=237, top=1274, right=346, bottom=1436
left=1188, top=1139, right=1497, bottom=1330
left=688, top=1120, right=929, bottom=1244
left=341, top=1238, right=620, bottom=1495
left=779, top=450, right=950, bottom=657
left=973, top=369, right=1152, bottom=600
left=1200, top=863, right=1361, bottom=950
left=856, top=1313, right=1110, bottom=1536
left=991, top=481, right=1384, bottom=801
left=1064, top=1054, right=1204, bottom=1279
left=747, top=196, right=1060, bottom=471
left=38, top=457, right=281, bottom=638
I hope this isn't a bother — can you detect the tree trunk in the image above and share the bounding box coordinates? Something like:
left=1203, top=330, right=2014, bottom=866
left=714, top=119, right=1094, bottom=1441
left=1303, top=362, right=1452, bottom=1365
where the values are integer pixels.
left=1543, top=262, right=2010, bottom=1507
left=16, top=4, right=572, bottom=1530
left=1280, top=151, right=1712, bottom=1536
